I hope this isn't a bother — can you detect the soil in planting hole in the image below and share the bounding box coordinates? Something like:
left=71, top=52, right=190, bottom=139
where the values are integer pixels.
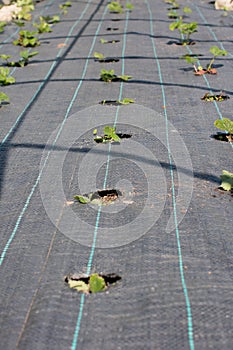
left=92, top=188, right=122, bottom=204
left=99, top=100, right=122, bottom=106
left=95, top=57, right=119, bottom=63
left=201, top=93, right=230, bottom=102
left=211, top=132, right=233, bottom=142
left=103, top=39, right=120, bottom=44
left=106, top=27, right=119, bottom=31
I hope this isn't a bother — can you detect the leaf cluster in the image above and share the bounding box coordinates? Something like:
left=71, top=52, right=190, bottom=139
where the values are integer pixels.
left=13, top=30, right=40, bottom=47
left=220, top=170, right=233, bottom=191
left=0, top=67, right=15, bottom=85
left=0, top=50, right=38, bottom=67
left=68, top=274, right=106, bottom=294
left=100, top=69, right=132, bottom=82
left=94, top=125, right=121, bottom=143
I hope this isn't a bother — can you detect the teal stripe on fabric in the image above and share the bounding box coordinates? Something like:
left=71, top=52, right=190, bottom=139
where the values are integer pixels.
left=185, top=43, right=233, bottom=150
left=146, top=1, right=195, bottom=349
left=71, top=9, right=130, bottom=350
left=0, top=0, right=93, bottom=147
left=192, top=3, right=233, bottom=58
left=0, top=0, right=104, bottom=266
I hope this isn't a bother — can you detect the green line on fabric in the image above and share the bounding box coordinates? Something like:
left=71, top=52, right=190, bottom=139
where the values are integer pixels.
left=146, top=1, right=195, bottom=349
left=71, top=10, right=130, bottom=350
left=192, top=2, right=233, bottom=58
left=0, top=0, right=101, bottom=265
left=185, top=43, right=233, bottom=151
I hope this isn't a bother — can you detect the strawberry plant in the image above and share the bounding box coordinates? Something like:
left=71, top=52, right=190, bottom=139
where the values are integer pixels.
left=214, top=118, right=233, bottom=141
left=100, top=98, right=134, bottom=105
left=94, top=52, right=119, bottom=63
left=16, top=0, right=35, bottom=21
left=0, top=92, right=9, bottom=105
left=201, top=92, right=229, bottom=102
left=100, top=69, right=132, bottom=82
left=40, top=15, right=60, bottom=24
left=13, top=30, right=40, bottom=47
left=0, top=67, right=15, bottom=85
left=108, top=1, right=123, bottom=13
left=194, top=46, right=228, bottom=75
left=34, top=17, right=52, bottom=33
left=0, top=22, right=7, bottom=33
left=169, top=20, right=198, bottom=45
left=65, top=273, right=121, bottom=294
left=1, top=50, right=38, bottom=67
left=94, top=126, right=121, bottom=143
left=100, top=38, right=120, bottom=44
left=59, top=1, right=71, bottom=15
left=220, top=170, right=233, bottom=191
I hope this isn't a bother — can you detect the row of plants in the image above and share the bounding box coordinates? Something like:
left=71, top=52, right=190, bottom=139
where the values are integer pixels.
left=165, top=0, right=233, bottom=193
left=67, top=1, right=136, bottom=294
left=0, top=0, right=71, bottom=106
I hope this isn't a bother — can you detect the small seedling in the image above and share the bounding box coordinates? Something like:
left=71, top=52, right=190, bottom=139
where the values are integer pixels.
left=74, top=189, right=121, bottom=205
left=13, top=30, right=40, bottom=47
left=100, top=69, right=132, bottom=82
left=94, top=125, right=121, bottom=143
left=59, top=1, right=71, bottom=15
left=207, top=46, right=228, bottom=72
left=65, top=273, right=121, bottom=294
left=0, top=67, right=15, bottom=85
left=0, top=92, right=9, bottom=105
left=195, top=46, right=228, bottom=75
left=166, top=0, right=180, bottom=9
left=168, top=6, right=191, bottom=19
left=183, top=6, right=192, bottom=14
left=107, top=1, right=123, bottom=13
left=125, top=3, right=134, bottom=10
left=100, top=38, right=120, bottom=44
left=94, top=52, right=119, bottom=63
left=214, top=118, right=233, bottom=141
left=168, top=10, right=179, bottom=18
left=41, top=15, right=60, bottom=24
left=169, top=20, right=198, bottom=45
left=100, top=98, right=134, bottom=106
left=201, top=92, right=229, bottom=102
left=16, top=0, right=35, bottom=21
left=220, top=170, right=233, bottom=191
left=12, top=20, right=25, bottom=27
left=0, top=22, right=7, bottom=33
left=94, top=51, right=105, bottom=61
left=34, top=17, right=52, bottom=33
